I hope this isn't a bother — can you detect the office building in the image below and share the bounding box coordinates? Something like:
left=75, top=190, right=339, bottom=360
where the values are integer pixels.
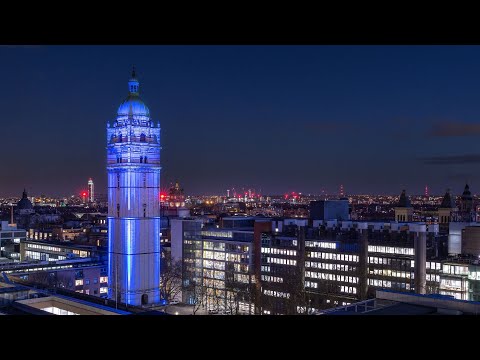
left=0, top=221, right=27, bottom=262
left=20, top=239, right=103, bottom=262
left=171, top=217, right=257, bottom=314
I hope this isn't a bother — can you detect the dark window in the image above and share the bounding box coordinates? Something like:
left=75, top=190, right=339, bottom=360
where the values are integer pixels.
left=117, top=204, right=120, bottom=217
left=85, top=279, right=90, bottom=285
left=144, top=156, right=148, bottom=163
left=140, top=133, right=146, bottom=142
left=140, top=156, right=143, bottom=163
left=94, top=278, right=98, bottom=284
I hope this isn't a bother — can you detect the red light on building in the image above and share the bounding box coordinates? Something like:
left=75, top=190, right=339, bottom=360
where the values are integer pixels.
left=82, top=192, right=87, bottom=197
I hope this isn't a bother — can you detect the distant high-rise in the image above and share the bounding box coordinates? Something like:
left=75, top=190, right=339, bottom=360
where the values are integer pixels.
left=88, top=178, right=95, bottom=203
left=106, top=68, right=161, bottom=306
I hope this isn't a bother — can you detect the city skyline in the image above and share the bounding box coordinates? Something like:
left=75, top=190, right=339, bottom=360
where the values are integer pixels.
left=3, top=45, right=480, bottom=196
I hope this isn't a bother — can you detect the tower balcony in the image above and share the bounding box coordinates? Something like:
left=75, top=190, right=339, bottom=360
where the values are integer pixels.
left=109, top=135, right=159, bottom=145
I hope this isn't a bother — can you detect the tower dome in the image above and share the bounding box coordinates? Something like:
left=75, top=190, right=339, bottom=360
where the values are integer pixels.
left=17, top=189, right=33, bottom=210
left=117, top=67, right=150, bottom=117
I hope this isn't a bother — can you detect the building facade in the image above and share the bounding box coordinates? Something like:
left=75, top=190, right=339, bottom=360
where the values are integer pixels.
left=0, top=221, right=26, bottom=262
left=107, top=69, right=161, bottom=306
left=172, top=217, right=256, bottom=314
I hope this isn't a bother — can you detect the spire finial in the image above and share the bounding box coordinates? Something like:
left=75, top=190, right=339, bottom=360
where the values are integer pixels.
left=131, top=65, right=136, bottom=79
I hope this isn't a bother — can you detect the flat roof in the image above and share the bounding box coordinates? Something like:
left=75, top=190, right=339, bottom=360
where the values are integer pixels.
left=364, top=302, right=437, bottom=315
left=15, top=296, right=130, bottom=315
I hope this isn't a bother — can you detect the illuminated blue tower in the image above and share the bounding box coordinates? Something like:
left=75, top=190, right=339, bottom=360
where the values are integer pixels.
left=107, top=68, right=161, bottom=306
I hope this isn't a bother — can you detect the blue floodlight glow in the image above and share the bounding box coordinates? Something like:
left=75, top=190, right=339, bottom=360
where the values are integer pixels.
left=107, top=70, right=161, bottom=306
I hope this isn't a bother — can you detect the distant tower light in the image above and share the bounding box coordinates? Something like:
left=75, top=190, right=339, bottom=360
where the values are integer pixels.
left=88, top=178, right=95, bottom=203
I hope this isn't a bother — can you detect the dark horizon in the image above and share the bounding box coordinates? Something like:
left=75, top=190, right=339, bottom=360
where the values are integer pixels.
left=2, top=45, right=480, bottom=197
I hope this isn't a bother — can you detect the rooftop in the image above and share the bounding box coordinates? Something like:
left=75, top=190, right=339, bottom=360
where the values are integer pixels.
left=319, top=290, right=480, bottom=315
left=14, top=296, right=130, bottom=315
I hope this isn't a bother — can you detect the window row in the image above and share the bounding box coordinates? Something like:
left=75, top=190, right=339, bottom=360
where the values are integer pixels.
left=203, top=260, right=226, bottom=270
left=305, top=241, right=337, bottom=249
left=368, top=279, right=392, bottom=288
left=369, top=268, right=414, bottom=279
left=426, top=262, right=442, bottom=270
left=440, top=279, right=468, bottom=291
left=200, top=230, right=233, bottom=239
left=306, top=261, right=355, bottom=272
left=368, top=245, right=414, bottom=256
left=426, top=274, right=440, bottom=282
left=340, top=286, right=357, bottom=294
left=261, top=248, right=296, bottom=256
left=263, top=289, right=290, bottom=299
left=308, top=252, right=359, bottom=262
left=266, top=257, right=297, bottom=266
left=203, top=241, right=226, bottom=251
left=368, top=256, right=414, bottom=267
left=203, top=251, right=226, bottom=261
left=305, top=271, right=358, bottom=284
left=27, top=244, right=62, bottom=253
left=443, top=264, right=468, bottom=276
left=261, top=275, right=283, bottom=283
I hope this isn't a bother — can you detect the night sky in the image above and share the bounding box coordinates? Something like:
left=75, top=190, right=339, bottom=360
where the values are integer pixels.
left=2, top=45, right=480, bottom=197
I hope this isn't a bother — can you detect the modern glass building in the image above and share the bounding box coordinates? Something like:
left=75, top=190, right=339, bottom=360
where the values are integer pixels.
left=172, top=218, right=256, bottom=314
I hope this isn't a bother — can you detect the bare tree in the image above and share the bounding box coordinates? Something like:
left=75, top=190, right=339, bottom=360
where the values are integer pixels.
left=426, top=280, right=440, bottom=295
left=27, top=271, right=71, bottom=290
left=160, top=258, right=183, bottom=305
left=277, top=268, right=308, bottom=315
left=184, top=277, right=206, bottom=315
left=224, top=286, right=241, bottom=315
